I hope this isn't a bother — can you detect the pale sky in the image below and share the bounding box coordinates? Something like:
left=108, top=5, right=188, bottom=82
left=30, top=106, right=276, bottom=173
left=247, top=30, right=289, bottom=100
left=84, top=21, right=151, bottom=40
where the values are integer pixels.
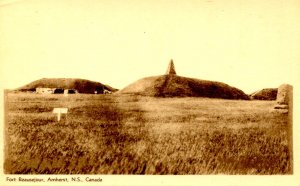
left=1, top=0, right=300, bottom=93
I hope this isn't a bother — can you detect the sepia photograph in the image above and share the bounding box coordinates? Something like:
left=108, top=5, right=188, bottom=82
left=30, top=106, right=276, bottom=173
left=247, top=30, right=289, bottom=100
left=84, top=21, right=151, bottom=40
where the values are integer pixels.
left=1, top=0, right=299, bottom=185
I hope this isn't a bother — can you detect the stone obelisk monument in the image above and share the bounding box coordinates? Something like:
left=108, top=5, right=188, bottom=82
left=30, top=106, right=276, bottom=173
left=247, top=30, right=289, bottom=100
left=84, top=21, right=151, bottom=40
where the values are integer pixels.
left=166, top=59, right=176, bottom=75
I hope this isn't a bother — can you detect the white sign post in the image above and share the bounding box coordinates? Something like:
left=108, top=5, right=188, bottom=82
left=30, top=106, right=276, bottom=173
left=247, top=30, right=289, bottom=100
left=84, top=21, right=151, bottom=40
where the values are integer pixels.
left=64, top=89, right=68, bottom=97
left=53, top=108, right=68, bottom=121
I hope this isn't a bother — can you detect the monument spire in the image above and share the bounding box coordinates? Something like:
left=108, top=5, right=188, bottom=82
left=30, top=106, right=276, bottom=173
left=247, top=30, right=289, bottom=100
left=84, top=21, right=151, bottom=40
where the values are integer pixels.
left=166, top=59, right=176, bottom=75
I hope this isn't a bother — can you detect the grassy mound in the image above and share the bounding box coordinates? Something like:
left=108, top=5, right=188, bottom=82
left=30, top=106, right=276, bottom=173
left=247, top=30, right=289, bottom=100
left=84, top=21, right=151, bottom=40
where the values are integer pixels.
left=118, top=75, right=249, bottom=100
left=250, top=88, right=277, bottom=100
left=17, top=78, right=117, bottom=94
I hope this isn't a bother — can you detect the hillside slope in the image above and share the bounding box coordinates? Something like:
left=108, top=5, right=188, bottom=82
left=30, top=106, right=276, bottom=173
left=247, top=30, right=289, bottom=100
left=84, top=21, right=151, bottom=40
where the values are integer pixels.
left=118, top=75, right=249, bottom=100
left=250, top=88, right=278, bottom=100
left=17, top=78, right=117, bottom=94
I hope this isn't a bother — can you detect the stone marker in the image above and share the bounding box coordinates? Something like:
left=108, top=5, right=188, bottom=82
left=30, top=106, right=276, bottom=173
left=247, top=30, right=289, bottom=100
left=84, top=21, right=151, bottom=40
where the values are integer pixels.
left=53, top=108, right=68, bottom=121
left=274, top=84, right=293, bottom=112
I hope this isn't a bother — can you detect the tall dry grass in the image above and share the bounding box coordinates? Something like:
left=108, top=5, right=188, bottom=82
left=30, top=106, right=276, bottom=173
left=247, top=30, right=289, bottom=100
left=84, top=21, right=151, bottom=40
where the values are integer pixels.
left=4, top=93, right=292, bottom=174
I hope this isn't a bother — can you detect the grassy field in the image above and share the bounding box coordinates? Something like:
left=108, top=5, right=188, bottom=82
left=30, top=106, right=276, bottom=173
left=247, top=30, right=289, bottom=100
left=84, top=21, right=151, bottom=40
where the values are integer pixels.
left=4, top=92, right=292, bottom=174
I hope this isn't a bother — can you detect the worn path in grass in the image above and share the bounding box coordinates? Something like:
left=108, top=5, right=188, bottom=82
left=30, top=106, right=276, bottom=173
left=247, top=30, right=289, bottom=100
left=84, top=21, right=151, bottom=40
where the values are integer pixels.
left=4, top=93, right=292, bottom=174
